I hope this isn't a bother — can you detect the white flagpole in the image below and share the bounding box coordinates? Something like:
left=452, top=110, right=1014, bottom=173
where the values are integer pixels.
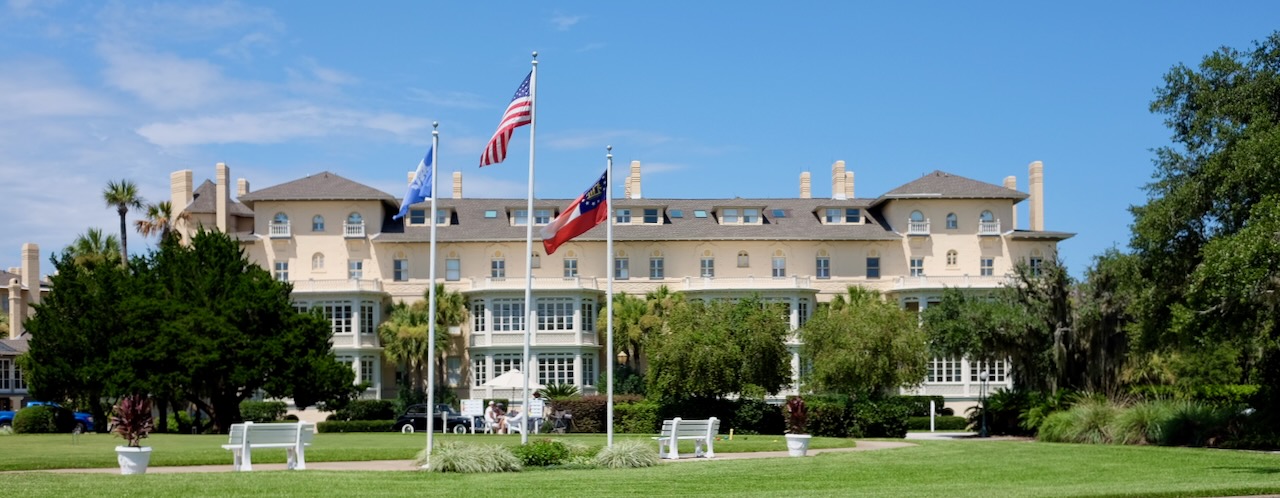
left=520, top=51, right=538, bottom=445
left=605, top=145, right=615, bottom=447
left=425, top=122, right=440, bottom=464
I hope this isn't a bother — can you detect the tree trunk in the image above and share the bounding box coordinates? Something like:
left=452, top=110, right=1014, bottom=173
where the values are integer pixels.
left=118, top=207, right=129, bottom=265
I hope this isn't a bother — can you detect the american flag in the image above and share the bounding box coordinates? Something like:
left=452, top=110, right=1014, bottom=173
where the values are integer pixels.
left=480, top=72, right=533, bottom=167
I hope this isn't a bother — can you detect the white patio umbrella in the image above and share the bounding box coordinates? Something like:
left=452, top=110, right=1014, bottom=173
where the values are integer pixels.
left=482, top=369, right=546, bottom=391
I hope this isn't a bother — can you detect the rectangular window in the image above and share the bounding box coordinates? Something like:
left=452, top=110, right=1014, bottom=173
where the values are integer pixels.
left=348, top=260, right=363, bottom=280
left=436, top=210, right=449, bottom=225
left=970, top=359, right=1008, bottom=382
left=816, top=257, right=830, bottom=279
left=643, top=208, right=659, bottom=224
left=274, top=261, right=288, bottom=282
left=360, top=357, right=375, bottom=385
left=491, top=258, right=505, bottom=278
left=583, top=354, right=596, bottom=386
left=472, top=358, right=488, bottom=387
left=845, top=209, right=861, bottom=223
left=910, top=258, right=924, bottom=277
left=1030, top=257, right=1044, bottom=277
left=13, top=362, right=23, bottom=390
left=693, top=210, right=708, bottom=218
left=492, top=299, right=525, bottom=331
left=446, top=258, right=460, bottom=281
left=738, top=252, right=749, bottom=268
left=360, top=301, right=375, bottom=335
left=722, top=208, right=739, bottom=223
left=446, top=357, right=463, bottom=388
left=563, top=258, right=578, bottom=277
left=535, top=209, right=552, bottom=225
left=319, top=302, right=353, bottom=334
left=798, top=298, right=811, bottom=327
left=772, top=256, right=786, bottom=278
left=409, top=209, right=427, bottom=225
left=493, top=354, right=523, bottom=377
left=393, top=259, right=408, bottom=281
left=981, top=257, right=994, bottom=277
left=866, top=257, right=881, bottom=279
left=531, top=253, right=541, bottom=269
left=700, top=257, right=715, bottom=278
left=825, top=208, right=840, bottom=223
left=743, top=209, right=759, bottom=223
left=484, top=210, right=498, bottom=219
left=615, top=209, right=631, bottom=223
left=471, top=302, right=486, bottom=332
left=649, top=257, right=664, bottom=279
left=513, top=210, right=528, bottom=226
left=312, top=217, right=325, bottom=231
left=615, top=258, right=629, bottom=280
left=537, top=298, right=574, bottom=331
left=538, top=353, right=575, bottom=386
left=582, top=300, right=596, bottom=332
left=0, top=359, right=10, bottom=390
left=928, top=356, right=963, bottom=383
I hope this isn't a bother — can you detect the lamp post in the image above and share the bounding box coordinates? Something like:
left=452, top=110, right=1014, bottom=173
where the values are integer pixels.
left=978, top=370, right=989, bottom=438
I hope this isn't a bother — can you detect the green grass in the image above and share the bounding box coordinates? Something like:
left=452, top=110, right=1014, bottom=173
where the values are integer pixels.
left=2, top=439, right=1279, bottom=497
left=0, top=432, right=854, bottom=471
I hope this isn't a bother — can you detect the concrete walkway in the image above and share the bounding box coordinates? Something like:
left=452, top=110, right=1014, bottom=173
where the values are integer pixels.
left=25, top=440, right=917, bottom=474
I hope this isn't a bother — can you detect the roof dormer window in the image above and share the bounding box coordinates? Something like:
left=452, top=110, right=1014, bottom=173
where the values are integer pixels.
left=823, top=208, right=861, bottom=224
left=643, top=208, right=660, bottom=224
left=719, top=207, right=763, bottom=225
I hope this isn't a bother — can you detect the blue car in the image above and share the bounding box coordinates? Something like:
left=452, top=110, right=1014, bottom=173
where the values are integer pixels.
left=0, top=401, right=95, bottom=433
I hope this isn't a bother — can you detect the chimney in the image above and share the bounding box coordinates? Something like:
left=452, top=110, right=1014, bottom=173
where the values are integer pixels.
left=845, top=171, right=855, bottom=199
left=170, top=170, right=193, bottom=213
left=624, top=175, right=632, bottom=199
left=7, top=278, right=20, bottom=338
left=237, top=178, right=250, bottom=197
left=21, top=243, right=39, bottom=307
left=1028, top=161, right=1044, bottom=231
left=832, top=161, right=847, bottom=200
left=628, top=161, right=642, bottom=199
left=1004, top=175, right=1018, bottom=229
left=452, top=171, right=463, bottom=199
left=216, top=163, right=230, bottom=232
left=800, top=172, right=811, bottom=199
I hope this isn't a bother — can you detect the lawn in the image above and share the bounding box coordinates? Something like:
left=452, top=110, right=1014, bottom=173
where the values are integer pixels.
left=2, top=435, right=1279, bottom=497
left=0, top=432, right=854, bottom=471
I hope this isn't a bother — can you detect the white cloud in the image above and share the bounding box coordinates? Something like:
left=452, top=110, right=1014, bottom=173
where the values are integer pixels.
left=545, top=130, right=673, bottom=150
left=408, top=89, right=492, bottom=110
left=550, top=13, right=583, bottom=31
left=0, top=61, right=117, bottom=119
left=136, top=106, right=431, bottom=146
left=97, top=1, right=283, bottom=44
left=98, top=43, right=261, bottom=110
left=215, top=32, right=277, bottom=61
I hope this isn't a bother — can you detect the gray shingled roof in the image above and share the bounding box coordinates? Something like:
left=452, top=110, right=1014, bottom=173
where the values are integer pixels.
left=873, top=170, right=1028, bottom=207
left=376, top=197, right=902, bottom=243
left=184, top=180, right=255, bottom=216
left=0, top=338, right=28, bottom=354
left=238, top=171, right=397, bottom=203
left=0, top=270, right=17, bottom=285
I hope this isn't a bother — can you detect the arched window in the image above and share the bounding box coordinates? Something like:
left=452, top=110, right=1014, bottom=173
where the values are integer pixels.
left=737, top=250, right=750, bottom=268
left=312, top=215, right=325, bottom=232
left=980, top=210, right=994, bottom=222
left=347, top=212, right=363, bottom=224
left=946, top=250, right=958, bottom=266
left=945, top=213, right=957, bottom=230
left=312, top=253, right=325, bottom=270
left=910, top=210, right=924, bottom=222
left=273, top=212, right=289, bottom=224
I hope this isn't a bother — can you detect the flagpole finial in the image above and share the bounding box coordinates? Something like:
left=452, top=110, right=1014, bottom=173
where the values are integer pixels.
left=433, top=121, right=439, bottom=129
left=532, top=51, right=538, bottom=59
left=606, top=145, right=612, bottom=159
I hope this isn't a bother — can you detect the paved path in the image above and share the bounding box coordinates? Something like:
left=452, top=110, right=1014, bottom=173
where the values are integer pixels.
left=23, top=440, right=917, bottom=474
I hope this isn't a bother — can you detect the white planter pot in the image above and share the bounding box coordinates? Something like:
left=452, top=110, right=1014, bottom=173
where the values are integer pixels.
left=116, top=446, right=152, bottom=475
left=784, top=434, right=812, bottom=457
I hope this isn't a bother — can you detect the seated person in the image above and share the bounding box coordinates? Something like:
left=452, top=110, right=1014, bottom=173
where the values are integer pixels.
left=484, top=401, right=504, bottom=434
left=504, top=407, right=524, bottom=433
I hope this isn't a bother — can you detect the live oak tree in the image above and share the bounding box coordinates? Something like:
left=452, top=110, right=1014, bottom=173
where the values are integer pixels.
left=21, top=229, right=357, bottom=433
left=801, top=287, right=927, bottom=397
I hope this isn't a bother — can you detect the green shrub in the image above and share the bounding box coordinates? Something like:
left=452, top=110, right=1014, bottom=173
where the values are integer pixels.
left=614, top=400, right=660, bottom=434
left=595, top=439, right=660, bottom=469
left=332, top=400, right=395, bottom=421
left=907, top=416, right=969, bottom=431
left=511, top=438, right=571, bottom=467
left=317, top=420, right=395, bottom=433
left=1036, top=411, right=1076, bottom=443
left=969, top=388, right=1035, bottom=436
left=1110, top=399, right=1172, bottom=445
left=419, top=441, right=522, bottom=473
left=900, top=396, right=947, bottom=415
left=240, top=401, right=287, bottom=423
left=1070, top=398, right=1119, bottom=444
left=732, top=398, right=784, bottom=435
left=13, top=405, right=59, bottom=434
left=1157, top=400, right=1236, bottom=447
left=806, top=395, right=853, bottom=438
left=553, top=395, right=644, bottom=433
left=853, top=399, right=912, bottom=438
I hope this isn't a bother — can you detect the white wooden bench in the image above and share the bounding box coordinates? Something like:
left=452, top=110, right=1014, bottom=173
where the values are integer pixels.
left=221, top=422, right=315, bottom=471
left=653, top=417, right=719, bottom=459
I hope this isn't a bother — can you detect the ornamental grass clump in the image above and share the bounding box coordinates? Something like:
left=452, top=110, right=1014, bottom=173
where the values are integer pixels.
left=416, top=441, right=521, bottom=473
left=111, top=394, right=154, bottom=447
left=594, top=439, right=660, bottom=469
left=1109, top=399, right=1172, bottom=445
left=512, top=438, right=571, bottom=467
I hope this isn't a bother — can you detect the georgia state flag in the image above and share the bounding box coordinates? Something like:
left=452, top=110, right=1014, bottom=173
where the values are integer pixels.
left=541, top=170, right=608, bottom=255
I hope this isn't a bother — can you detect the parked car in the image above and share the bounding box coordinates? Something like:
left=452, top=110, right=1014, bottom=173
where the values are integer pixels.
left=393, top=403, right=479, bottom=434
left=0, top=401, right=95, bottom=433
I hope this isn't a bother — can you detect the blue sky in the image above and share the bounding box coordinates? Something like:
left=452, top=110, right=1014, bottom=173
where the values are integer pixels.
left=2, top=1, right=1277, bottom=278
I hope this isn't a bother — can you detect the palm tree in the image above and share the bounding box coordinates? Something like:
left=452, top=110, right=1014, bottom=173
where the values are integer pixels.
left=431, top=283, right=469, bottom=332
left=135, top=201, right=188, bottom=243
left=599, top=292, right=647, bottom=366
left=103, top=179, right=143, bottom=264
left=379, top=302, right=432, bottom=391
left=68, top=228, right=122, bottom=268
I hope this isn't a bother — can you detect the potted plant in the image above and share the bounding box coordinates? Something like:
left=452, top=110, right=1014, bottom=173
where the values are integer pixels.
left=111, top=394, right=155, bottom=474
left=784, top=396, right=811, bottom=457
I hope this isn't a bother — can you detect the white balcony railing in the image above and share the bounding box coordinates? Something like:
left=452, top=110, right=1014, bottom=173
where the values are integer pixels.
left=907, top=219, right=930, bottom=235
left=344, top=222, right=366, bottom=238
left=290, top=279, right=383, bottom=293
left=680, top=275, right=813, bottom=291
left=893, top=274, right=1014, bottom=290
left=269, top=221, right=291, bottom=238
left=978, top=219, right=1001, bottom=235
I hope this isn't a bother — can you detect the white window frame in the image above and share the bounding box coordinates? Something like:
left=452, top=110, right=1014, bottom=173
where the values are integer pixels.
left=446, top=258, right=460, bottom=281
left=274, top=261, right=289, bottom=282
left=910, top=257, right=924, bottom=277
left=816, top=257, right=830, bottom=279
left=564, top=258, right=578, bottom=277
left=615, top=258, right=629, bottom=280
left=491, top=258, right=506, bottom=278
left=649, top=257, right=664, bottom=280
left=348, top=260, right=363, bottom=280
left=772, top=256, right=786, bottom=278
left=393, top=259, right=409, bottom=281
left=700, top=257, right=715, bottom=278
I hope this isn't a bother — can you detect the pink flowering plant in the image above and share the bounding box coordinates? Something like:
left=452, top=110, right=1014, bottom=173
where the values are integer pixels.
left=111, top=394, right=154, bottom=447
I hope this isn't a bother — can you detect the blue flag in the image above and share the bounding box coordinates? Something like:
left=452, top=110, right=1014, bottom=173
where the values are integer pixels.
left=394, top=146, right=433, bottom=220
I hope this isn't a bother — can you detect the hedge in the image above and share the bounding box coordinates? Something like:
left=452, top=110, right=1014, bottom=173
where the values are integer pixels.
left=329, top=400, right=396, bottom=421
left=907, top=415, right=969, bottom=431
left=14, top=405, right=59, bottom=434
left=240, top=401, right=287, bottom=423
left=317, top=419, right=396, bottom=433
